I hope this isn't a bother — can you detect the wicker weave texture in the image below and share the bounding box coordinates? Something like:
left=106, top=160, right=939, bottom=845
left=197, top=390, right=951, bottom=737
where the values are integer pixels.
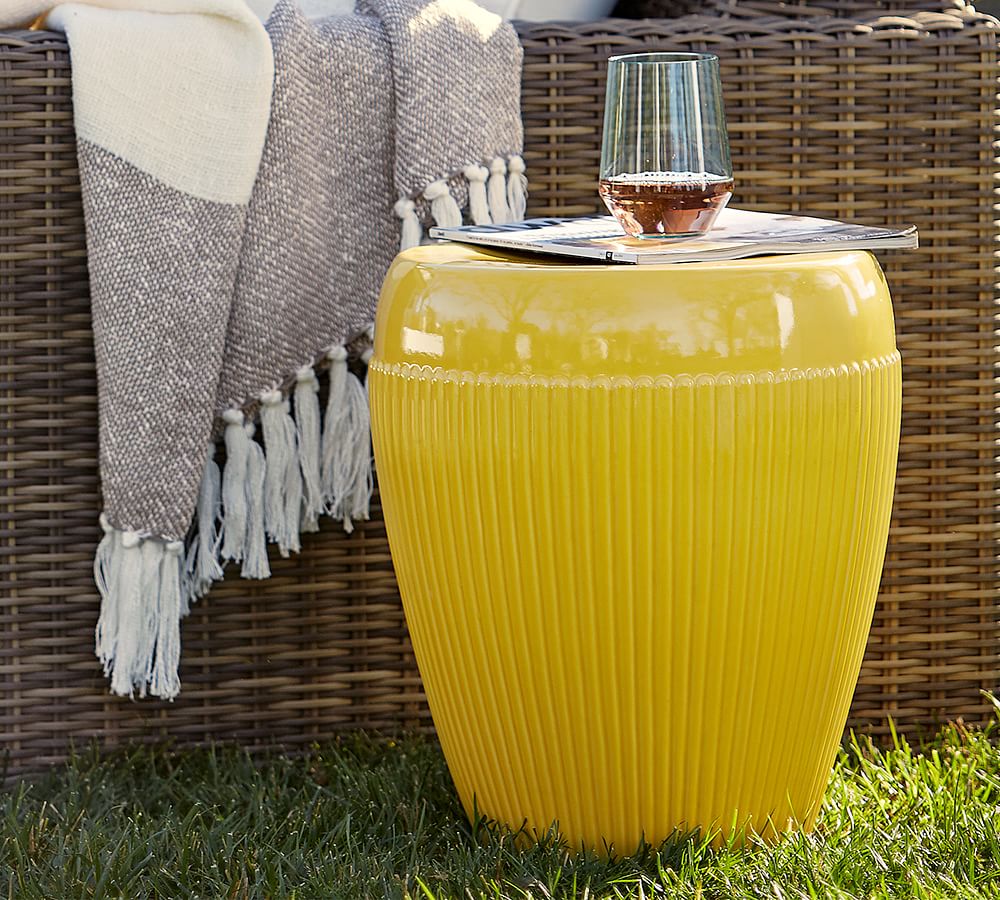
left=518, top=10, right=1000, bottom=736
left=0, top=11, right=997, bottom=776
left=613, top=0, right=980, bottom=20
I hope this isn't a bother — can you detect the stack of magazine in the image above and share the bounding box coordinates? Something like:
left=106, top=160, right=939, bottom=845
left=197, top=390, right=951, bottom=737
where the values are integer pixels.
left=429, top=208, right=918, bottom=265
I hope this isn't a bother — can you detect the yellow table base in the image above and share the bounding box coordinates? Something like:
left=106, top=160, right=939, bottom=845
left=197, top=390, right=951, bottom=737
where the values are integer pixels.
left=370, top=244, right=901, bottom=851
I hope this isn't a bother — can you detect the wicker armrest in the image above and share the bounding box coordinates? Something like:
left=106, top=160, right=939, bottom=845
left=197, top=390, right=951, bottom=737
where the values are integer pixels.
left=613, top=0, right=980, bottom=20
left=518, top=10, right=1000, bottom=733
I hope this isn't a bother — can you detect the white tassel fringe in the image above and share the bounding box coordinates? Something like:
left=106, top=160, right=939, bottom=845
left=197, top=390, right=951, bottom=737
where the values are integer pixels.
left=184, top=449, right=224, bottom=605
left=395, top=158, right=527, bottom=245
left=242, top=424, right=270, bottom=579
left=220, top=410, right=250, bottom=563
left=463, top=164, right=491, bottom=225
left=150, top=541, right=184, bottom=699
left=96, top=332, right=384, bottom=699
left=321, top=346, right=373, bottom=533
left=96, top=527, right=185, bottom=701
left=395, top=198, right=422, bottom=250
left=506, top=155, right=528, bottom=222
left=94, top=513, right=118, bottom=667
left=424, top=179, right=463, bottom=228
left=488, top=156, right=511, bottom=224
left=295, top=366, right=323, bottom=533
left=260, top=390, right=302, bottom=558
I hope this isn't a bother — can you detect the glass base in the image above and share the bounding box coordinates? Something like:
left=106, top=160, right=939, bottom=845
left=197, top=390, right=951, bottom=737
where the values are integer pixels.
left=629, top=231, right=702, bottom=240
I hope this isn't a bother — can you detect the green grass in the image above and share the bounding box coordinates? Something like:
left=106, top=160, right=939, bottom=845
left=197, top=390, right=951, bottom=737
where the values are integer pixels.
left=2, top=706, right=999, bottom=899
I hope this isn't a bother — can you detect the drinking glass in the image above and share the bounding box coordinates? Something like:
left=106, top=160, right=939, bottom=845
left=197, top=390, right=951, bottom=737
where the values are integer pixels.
left=599, top=52, right=733, bottom=239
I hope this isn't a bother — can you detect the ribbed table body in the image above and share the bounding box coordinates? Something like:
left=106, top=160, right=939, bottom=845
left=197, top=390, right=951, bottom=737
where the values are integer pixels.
left=369, top=245, right=901, bottom=850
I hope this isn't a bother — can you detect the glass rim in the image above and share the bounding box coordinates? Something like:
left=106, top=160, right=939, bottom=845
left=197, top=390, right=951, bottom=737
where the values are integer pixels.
left=607, top=52, right=719, bottom=66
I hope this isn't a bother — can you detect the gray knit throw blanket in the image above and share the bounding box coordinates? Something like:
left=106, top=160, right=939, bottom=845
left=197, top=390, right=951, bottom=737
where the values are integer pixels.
left=6, top=0, right=524, bottom=699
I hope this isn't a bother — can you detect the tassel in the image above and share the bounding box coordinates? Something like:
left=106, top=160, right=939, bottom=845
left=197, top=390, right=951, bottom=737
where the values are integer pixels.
left=281, top=404, right=303, bottom=555
left=424, top=180, right=463, bottom=228
left=295, top=366, right=323, bottom=533
left=463, top=164, right=491, bottom=225
left=323, top=347, right=349, bottom=496
left=102, top=530, right=142, bottom=693
left=488, top=157, right=510, bottom=224
left=94, top=526, right=186, bottom=700
left=242, top=423, right=270, bottom=579
left=507, top=155, right=528, bottom=222
left=94, top=513, right=119, bottom=666
left=134, top=539, right=162, bottom=697
left=395, top=198, right=422, bottom=250
left=149, top=541, right=184, bottom=700
left=260, top=390, right=301, bottom=557
left=322, top=346, right=373, bottom=533
left=220, top=409, right=250, bottom=563
left=102, top=531, right=153, bottom=698
left=185, top=449, right=224, bottom=605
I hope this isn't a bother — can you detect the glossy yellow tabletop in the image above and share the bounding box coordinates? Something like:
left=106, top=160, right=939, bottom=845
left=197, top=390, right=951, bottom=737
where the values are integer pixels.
left=374, top=243, right=896, bottom=377
left=370, top=243, right=901, bottom=851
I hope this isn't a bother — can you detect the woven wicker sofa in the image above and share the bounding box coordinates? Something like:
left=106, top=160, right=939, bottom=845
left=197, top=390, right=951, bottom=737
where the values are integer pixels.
left=0, top=3, right=997, bottom=777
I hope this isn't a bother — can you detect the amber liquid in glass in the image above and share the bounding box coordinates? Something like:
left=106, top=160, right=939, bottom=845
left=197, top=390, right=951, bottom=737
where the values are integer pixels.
left=598, top=172, right=733, bottom=238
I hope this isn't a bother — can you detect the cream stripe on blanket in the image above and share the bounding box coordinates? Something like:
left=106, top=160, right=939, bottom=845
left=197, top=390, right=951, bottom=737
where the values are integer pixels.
left=14, top=0, right=273, bottom=203
left=3, top=0, right=525, bottom=699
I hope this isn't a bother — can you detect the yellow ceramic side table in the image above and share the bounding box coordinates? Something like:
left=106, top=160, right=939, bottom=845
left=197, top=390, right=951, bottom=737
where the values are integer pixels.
left=369, top=243, right=901, bottom=851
